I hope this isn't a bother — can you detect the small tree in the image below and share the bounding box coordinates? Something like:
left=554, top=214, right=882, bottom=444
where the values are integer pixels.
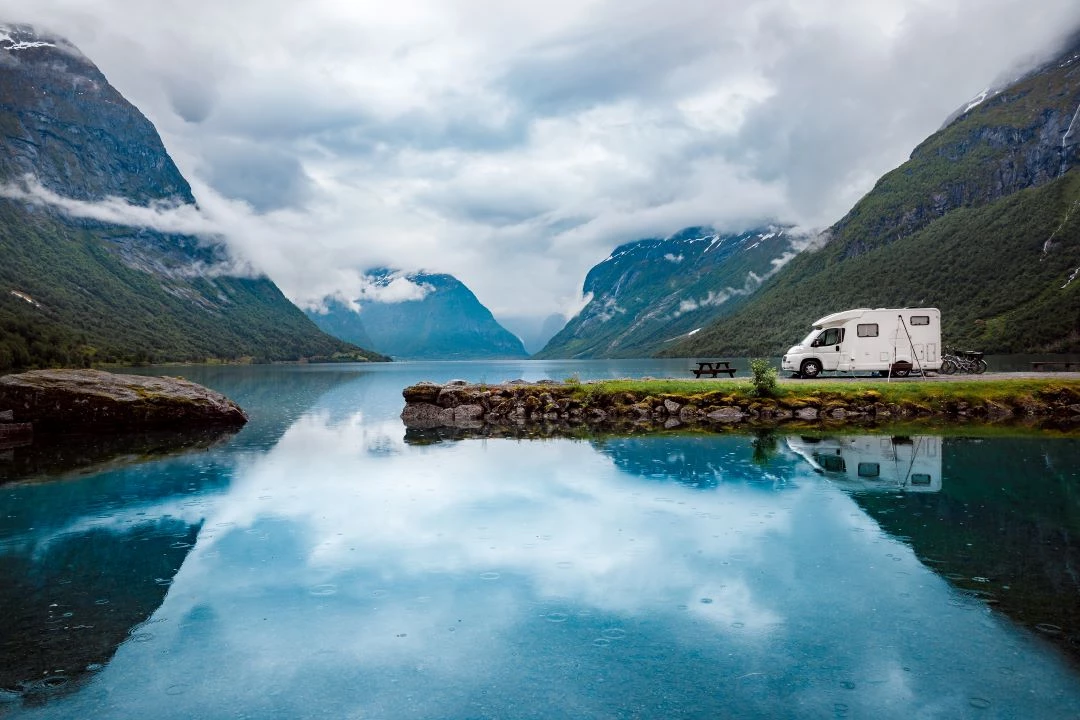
left=749, top=358, right=778, bottom=397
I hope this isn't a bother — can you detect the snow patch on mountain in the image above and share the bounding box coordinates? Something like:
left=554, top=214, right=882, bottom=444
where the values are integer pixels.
left=9, top=290, right=40, bottom=307
left=1063, top=265, right=1080, bottom=289
left=963, top=89, right=989, bottom=113
left=674, top=272, right=763, bottom=317
left=0, top=25, right=56, bottom=52
left=1062, top=101, right=1080, bottom=149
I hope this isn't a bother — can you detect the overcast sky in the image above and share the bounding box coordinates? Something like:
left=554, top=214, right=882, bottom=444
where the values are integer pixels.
left=6, top=0, right=1080, bottom=321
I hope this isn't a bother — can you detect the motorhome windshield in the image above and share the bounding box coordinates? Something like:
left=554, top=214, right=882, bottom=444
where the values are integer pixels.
left=800, top=329, right=820, bottom=346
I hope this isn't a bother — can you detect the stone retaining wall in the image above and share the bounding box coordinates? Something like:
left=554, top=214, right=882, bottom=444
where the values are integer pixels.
left=401, top=380, right=1080, bottom=431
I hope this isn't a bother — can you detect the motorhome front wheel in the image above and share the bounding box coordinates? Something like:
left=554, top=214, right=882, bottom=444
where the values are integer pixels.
left=800, top=359, right=822, bottom=378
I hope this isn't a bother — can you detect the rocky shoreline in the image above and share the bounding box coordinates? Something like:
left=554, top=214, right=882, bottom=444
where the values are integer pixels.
left=0, top=369, right=248, bottom=435
left=401, top=379, right=1080, bottom=431
left=0, top=409, right=33, bottom=448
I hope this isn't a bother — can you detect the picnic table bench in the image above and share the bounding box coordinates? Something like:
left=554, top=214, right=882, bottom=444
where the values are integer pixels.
left=692, top=361, right=737, bottom=378
left=1031, top=361, right=1079, bottom=371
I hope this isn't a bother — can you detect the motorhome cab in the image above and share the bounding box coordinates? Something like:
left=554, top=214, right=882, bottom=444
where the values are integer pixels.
left=782, top=308, right=942, bottom=378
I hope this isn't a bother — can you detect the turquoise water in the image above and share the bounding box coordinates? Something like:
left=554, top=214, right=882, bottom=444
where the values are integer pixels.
left=1, top=360, right=1079, bottom=719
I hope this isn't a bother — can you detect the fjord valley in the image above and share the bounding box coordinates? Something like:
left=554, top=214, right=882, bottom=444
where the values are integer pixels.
left=2, top=6, right=1080, bottom=720
left=0, top=24, right=385, bottom=371
left=3, top=21, right=1079, bottom=367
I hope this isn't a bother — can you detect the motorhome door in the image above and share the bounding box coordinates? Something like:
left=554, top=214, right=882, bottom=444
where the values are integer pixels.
left=811, top=326, right=845, bottom=370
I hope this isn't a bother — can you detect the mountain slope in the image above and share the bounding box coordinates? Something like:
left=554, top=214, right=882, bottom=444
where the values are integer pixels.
left=0, top=23, right=386, bottom=370
left=535, top=226, right=807, bottom=359
left=667, top=38, right=1080, bottom=357
left=308, top=272, right=529, bottom=360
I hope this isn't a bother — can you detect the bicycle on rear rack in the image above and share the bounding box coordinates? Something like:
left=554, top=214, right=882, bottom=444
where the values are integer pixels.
left=940, top=348, right=987, bottom=375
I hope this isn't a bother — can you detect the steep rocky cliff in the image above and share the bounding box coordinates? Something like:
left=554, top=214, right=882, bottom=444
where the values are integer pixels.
left=668, top=37, right=1080, bottom=357
left=536, top=226, right=808, bottom=358
left=0, top=24, right=192, bottom=204
left=0, top=23, right=386, bottom=369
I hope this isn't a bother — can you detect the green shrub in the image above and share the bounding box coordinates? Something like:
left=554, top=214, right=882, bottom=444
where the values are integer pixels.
left=749, top=358, right=779, bottom=397
left=751, top=430, right=780, bottom=466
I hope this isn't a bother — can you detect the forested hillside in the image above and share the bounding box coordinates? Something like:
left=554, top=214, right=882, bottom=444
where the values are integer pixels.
left=666, top=38, right=1080, bottom=356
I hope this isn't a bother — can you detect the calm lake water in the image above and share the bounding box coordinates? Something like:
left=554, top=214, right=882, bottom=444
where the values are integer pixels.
left=2, top=360, right=1079, bottom=719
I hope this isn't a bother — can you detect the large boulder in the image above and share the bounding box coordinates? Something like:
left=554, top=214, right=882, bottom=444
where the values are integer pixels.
left=0, top=369, right=248, bottom=433
left=400, top=402, right=454, bottom=429
left=402, top=382, right=441, bottom=404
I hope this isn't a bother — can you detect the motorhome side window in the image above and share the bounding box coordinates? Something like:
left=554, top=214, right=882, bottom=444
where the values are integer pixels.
left=910, top=316, right=930, bottom=325
left=813, top=328, right=844, bottom=346
left=856, top=324, right=878, bottom=337
left=858, top=462, right=880, bottom=478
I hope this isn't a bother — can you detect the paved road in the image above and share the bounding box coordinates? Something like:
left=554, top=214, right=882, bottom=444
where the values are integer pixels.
left=777, top=371, right=1080, bottom=383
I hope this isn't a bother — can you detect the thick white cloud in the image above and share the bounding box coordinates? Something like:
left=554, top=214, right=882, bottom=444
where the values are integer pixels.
left=4, top=0, right=1080, bottom=319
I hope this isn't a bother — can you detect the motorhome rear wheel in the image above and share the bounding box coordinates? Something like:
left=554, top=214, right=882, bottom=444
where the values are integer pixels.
left=891, top=362, right=912, bottom=377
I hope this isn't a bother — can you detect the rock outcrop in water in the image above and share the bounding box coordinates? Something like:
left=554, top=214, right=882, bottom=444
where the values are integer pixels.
left=0, top=369, right=247, bottom=433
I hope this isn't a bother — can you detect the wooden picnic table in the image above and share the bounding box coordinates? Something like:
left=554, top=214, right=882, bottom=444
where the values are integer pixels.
left=1031, top=361, right=1078, bottom=371
left=692, top=361, right=737, bottom=378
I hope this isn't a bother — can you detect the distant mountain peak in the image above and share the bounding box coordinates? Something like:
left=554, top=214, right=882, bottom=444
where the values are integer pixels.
left=307, top=270, right=528, bottom=360
left=0, top=22, right=193, bottom=206
left=605, top=224, right=791, bottom=261
left=0, top=23, right=62, bottom=52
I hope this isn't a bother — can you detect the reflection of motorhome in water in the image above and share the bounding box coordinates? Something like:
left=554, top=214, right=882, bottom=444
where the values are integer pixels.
left=781, top=308, right=942, bottom=378
left=786, top=435, right=942, bottom=492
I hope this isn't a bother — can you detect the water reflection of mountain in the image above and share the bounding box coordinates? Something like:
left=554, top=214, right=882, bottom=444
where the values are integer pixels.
left=591, top=433, right=798, bottom=489
left=0, top=520, right=199, bottom=702
left=845, top=437, right=1080, bottom=664
left=0, top=456, right=227, bottom=703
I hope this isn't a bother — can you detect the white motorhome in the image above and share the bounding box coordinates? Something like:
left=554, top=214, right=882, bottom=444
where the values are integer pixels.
left=782, top=307, right=942, bottom=378
left=786, top=435, right=942, bottom=493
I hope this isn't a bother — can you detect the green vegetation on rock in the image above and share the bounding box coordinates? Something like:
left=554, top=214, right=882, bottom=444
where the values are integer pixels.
left=564, top=377, right=1080, bottom=412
